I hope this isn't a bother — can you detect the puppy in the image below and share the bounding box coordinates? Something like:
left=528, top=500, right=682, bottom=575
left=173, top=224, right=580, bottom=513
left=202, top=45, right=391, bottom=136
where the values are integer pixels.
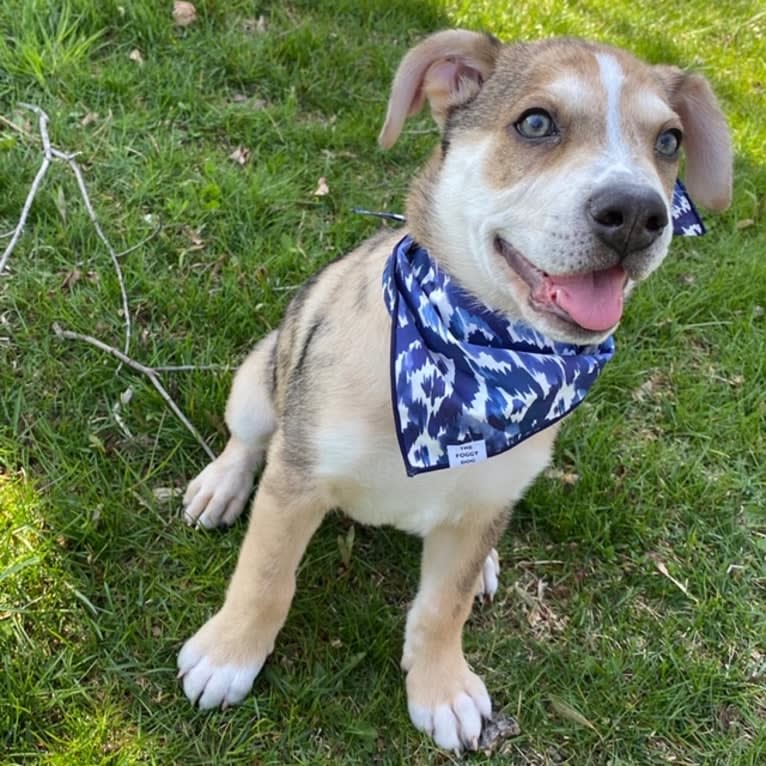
left=177, top=30, right=732, bottom=751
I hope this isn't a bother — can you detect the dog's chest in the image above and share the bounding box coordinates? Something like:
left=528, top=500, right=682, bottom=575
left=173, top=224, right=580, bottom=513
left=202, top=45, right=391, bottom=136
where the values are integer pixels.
left=313, top=420, right=559, bottom=536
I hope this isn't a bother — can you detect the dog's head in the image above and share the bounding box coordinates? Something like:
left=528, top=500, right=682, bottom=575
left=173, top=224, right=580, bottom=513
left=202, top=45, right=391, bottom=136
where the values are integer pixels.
left=380, top=31, right=733, bottom=344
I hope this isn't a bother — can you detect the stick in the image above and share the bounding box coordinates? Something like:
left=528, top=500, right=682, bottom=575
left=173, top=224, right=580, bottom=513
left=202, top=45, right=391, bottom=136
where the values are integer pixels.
left=53, top=323, right=216, bottom=461
left=2, top=104, right=132, bottom=370
left=56, top=148, right=132, bottom=359
left=152, top=364, right=232, bottom=373
left=116, top=219, right=162, bottom=258
left=0, top=109, right=52, bottom=275
left=4, top=103, right=217, bottom=462
left=0, top=112, right=33, bottom=138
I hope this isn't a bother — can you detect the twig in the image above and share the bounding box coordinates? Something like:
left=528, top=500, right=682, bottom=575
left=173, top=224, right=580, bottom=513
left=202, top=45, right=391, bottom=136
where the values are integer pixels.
left=116, top=219, right=162, bottom=258
left=152, top=364, right=232, bottom=373
left=0, top=113, right=33, bottom=138
left=5, top=103, right=217, bottom=462
left=0, top=108, right=53, bottom=275
left=2, top=104, right=132, bottom=370
left=47, top=144, right=131, bottom=365
left=53, top=323, right=216, bottom=461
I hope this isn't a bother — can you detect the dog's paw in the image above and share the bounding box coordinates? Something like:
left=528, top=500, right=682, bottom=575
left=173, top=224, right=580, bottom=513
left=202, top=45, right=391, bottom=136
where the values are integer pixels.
left=177, top=614, right=268, bottom=709
left=406, top=662, right=492, bottom=752
left=182, top=445, right=261, bottom=529
left=475, top=548, right=500, bottom=602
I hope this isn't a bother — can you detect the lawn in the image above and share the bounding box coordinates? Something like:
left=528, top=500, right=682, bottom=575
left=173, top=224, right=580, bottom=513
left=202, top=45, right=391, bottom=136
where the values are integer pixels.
left=0, top=1, right=764, bottom=764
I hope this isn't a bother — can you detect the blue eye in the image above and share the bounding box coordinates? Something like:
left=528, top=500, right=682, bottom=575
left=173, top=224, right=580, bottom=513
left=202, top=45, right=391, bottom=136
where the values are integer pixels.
left=656, top=128, right=682, bottom=157
left=515, top=109, right=557, bottom=139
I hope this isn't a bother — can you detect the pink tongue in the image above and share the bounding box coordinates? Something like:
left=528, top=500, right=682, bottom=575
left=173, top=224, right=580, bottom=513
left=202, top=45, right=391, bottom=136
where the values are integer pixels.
left=545, top=266, right=626, bottom=332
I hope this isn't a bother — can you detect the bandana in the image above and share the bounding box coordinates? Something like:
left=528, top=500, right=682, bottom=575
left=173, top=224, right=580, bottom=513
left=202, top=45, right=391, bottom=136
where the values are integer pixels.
left=381, top=181, right=705, bottom=476
left=382, top=237, right=611, bottom=475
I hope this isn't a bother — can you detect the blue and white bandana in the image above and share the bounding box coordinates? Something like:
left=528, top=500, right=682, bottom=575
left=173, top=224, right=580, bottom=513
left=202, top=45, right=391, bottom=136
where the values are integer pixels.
left=671, top=179, right=705, bottom=235
left=383, top=237, right=614, bottom=476
left=381, top=180, right=705, bottom=476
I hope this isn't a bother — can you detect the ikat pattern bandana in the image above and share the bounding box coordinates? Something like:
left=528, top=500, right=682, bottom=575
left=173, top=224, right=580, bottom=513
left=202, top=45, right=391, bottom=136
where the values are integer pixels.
left=671, top=179, right=705, bottom=235
left=382, top=180, right=705, bottom=476
left=383, top=237, right=614, bottom=476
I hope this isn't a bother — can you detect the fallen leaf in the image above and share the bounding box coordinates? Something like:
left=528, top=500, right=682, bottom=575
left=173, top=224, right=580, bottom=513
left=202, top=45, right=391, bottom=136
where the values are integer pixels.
left=544, top=467, right=579, bottom=485
left=58, top=268, right=98, bottom=291
left=716, top=704, right=743, bottom=733
left=59, top=269, right=81, bottom=291
left=129, top=48, right=144, bottom=65
left=735, top=218, right=755, bottom=230
left=183, top=226, right=205, bottom=250
left=313, top=176, right=330, bottom=196
left=649, top=553, right=698, bottom=602
left=173, top=1, right=197, bottom=27
left=478, top=712, right=521, bottom=753
left=548, top=695, right=599, bottom=733
left=228, top=146, right=251, bottom=166
left=80, top=111, right=98, bottom=127
left=632, top=371, right=671, bottom=403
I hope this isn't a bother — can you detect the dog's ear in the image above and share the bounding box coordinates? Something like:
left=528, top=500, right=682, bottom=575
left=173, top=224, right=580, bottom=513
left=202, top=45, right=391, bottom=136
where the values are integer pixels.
left=378, top=30, right=501, bottom=149
left=655, top=66, right=733, bottom=211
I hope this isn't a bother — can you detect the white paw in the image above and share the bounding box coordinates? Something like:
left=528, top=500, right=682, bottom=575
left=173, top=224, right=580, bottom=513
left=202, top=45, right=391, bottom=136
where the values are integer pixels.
left=177, top=632, right=265, bottom=709
left=475, top=548, right=500, bottom=602
left=407, top=668, right=492, bottom=752
left=182, top=443, right=261, bottom=528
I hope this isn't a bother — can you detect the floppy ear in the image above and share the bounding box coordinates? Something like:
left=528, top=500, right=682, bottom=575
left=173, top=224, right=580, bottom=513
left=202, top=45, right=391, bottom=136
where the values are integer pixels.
left=655, top=66, right=733, bottom=211
left=378, top=29, right=501, bottom=149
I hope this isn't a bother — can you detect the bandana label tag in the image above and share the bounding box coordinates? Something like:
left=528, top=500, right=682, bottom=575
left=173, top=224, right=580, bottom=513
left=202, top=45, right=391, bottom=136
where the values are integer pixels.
left=447, top=439, right=488, bottom=469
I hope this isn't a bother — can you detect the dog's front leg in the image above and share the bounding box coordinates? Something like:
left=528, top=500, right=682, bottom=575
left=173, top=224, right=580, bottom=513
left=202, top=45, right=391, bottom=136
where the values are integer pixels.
left=178, top=449, right=326, bottom=708
left=403, top=513, right=507, bottom=752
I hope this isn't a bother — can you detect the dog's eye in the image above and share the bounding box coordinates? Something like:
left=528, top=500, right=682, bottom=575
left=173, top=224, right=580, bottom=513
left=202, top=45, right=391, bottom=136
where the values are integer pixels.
left=515, top=109, right=557, bottom=139
left=656, top=128, right=682, bottom=158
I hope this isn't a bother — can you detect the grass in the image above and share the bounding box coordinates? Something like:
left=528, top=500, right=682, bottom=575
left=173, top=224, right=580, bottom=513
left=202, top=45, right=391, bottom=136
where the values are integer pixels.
left=0, top=0, right=764, bottom=763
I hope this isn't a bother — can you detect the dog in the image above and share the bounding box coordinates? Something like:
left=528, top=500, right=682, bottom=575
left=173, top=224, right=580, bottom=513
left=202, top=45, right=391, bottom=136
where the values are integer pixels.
left=176, top=30, right=732, bottom=751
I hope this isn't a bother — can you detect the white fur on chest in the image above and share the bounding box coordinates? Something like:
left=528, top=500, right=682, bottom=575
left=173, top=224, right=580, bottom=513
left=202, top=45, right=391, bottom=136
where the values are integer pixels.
left=314, top=421, right=558, bottom=536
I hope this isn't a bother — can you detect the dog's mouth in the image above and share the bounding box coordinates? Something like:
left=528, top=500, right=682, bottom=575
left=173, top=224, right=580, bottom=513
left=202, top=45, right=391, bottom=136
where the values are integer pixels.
left=494, top=237, right=627, bottom=333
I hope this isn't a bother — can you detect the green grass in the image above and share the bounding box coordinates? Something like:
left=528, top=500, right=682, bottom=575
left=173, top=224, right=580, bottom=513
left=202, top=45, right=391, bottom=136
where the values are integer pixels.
left=1, top=1, right=764, bottom=763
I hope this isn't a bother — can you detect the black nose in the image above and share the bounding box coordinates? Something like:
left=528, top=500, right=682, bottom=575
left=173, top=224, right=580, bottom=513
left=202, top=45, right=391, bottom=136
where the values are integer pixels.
left=588, top=184, right=668, bottom=256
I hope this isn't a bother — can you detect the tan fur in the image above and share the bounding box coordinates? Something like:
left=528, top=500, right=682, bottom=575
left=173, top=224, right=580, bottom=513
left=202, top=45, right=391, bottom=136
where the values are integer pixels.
left=653, top=66, right=733, bottom=210
left=176, top=30, right=732, bottom=752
